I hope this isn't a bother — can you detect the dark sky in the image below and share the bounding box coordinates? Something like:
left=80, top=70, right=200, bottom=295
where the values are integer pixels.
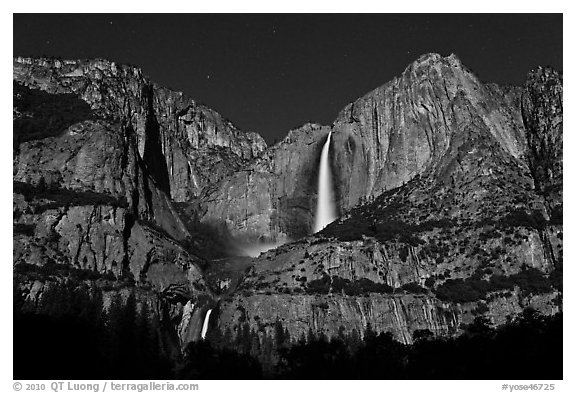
left=14, top=14, right=562, bottom=144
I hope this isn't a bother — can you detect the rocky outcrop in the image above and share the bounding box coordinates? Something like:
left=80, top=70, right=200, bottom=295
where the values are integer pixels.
left=12, top=114, right=191, bottom=257
left=13, top=53, right=562, bottom=353
left=331, top=53, right=528, bottom=209
left=199, top=123, right=331, bottom=243
left=12, top=55, right=268, bottom=282
left=521, top=67, right=563, bottom=212
left=213, top=211, right=561, bottom=344
left=206, top=54, right=562, bottom=343
left=13, top=57, right=267, bottom=201
left=216, top=290, right=559, bottom=345
left=199, top=53, right=531, bottom=243
left=218, top=293, right=460, bottom=344
left=13, top=57, right=249, bottom=351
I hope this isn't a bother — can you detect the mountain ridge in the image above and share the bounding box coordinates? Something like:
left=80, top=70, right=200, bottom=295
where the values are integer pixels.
left=12, top=52, right=562, bottom=374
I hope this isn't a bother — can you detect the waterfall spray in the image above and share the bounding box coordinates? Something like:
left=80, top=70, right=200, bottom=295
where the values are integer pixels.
left=314, top=132, right=337, bottom=233
left=201, top=309, right=212, bottom=340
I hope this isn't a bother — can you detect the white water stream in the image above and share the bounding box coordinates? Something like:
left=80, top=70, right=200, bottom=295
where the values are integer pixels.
left=314, top=131, right=337, bottom=233
left=201, top=309, right=212, bottom=340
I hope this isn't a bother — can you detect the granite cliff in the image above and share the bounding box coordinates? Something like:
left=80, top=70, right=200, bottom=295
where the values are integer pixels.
left=12, top=56, right=268, bottom=352
left=199, top=54, right=529, bottom=242
left=13, top=57, right=267, bottom=201
left=207, top=54, right=562, bottom=344
left=199, top=122, right=331, bottom=245
left=13, top=53, right=562, bottom=361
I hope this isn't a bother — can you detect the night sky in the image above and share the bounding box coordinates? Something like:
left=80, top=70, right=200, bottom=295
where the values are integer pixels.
left=13, top=14, right=562, bottom=144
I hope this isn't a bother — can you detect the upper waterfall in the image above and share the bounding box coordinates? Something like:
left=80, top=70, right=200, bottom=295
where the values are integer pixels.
left=314, top=131, right=337, bottom=233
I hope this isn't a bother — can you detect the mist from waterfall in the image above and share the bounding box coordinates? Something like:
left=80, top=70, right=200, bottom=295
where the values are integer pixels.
left=239, top=239, right=288, bottom=258
left=314, top=131, right=337, bottom=233
left=201, top=309, right=212, bottom=340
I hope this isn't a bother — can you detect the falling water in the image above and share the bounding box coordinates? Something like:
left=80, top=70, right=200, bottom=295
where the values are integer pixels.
left=314, top=131, right=337, bottom=233
left=201, top=309, right=212, bottom=340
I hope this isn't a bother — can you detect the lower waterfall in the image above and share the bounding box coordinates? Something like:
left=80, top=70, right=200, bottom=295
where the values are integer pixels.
left=201, top=309, right=212, bottom=340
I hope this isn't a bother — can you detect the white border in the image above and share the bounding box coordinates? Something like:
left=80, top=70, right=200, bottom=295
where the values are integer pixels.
left=2, top=3, right=572, bottom=391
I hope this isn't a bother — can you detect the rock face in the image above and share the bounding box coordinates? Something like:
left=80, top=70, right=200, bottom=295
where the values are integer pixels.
left=13, top=53, right=562, bottom=355
left=209, top=54, right=562, bottom=343
left=330, top=53, right=527, bottom=209
left=199, top=54, right=530, bottom=242
left=521, top=67, right=563, bottom=212
left=13, top=57, right=268, bottom=351
left=200, top=123, right=331, bottom=243
left=218, top=293, right=461, bottom=345
left=217, top=290, right=559, bottom=345
left=13, top=57, right=267, bottom=201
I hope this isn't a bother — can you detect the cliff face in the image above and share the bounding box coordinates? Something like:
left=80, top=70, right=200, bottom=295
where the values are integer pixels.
left=199, top=123, right=331, bottom=243
left=217, top=291, right=558, bottom=345
left=218, top=293, right=461, bottom=345
left=198, top=54, right=530, bottom=242
left=13, top=57, right=267, bottom=201
left=215, top=221, right=560, bottom=344
left=13, top=53, right=562, bottom=355
left=521, top=67, right=563, bottom=213
left=13, top=57, right=268, bottom=351
left=331, top=53, right=527, bottom=209
left=210, top=54, right=562, bottom=343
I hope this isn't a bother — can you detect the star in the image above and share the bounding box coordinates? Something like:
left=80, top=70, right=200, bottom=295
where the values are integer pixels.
left=206, top=75, right=211, bottom=79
